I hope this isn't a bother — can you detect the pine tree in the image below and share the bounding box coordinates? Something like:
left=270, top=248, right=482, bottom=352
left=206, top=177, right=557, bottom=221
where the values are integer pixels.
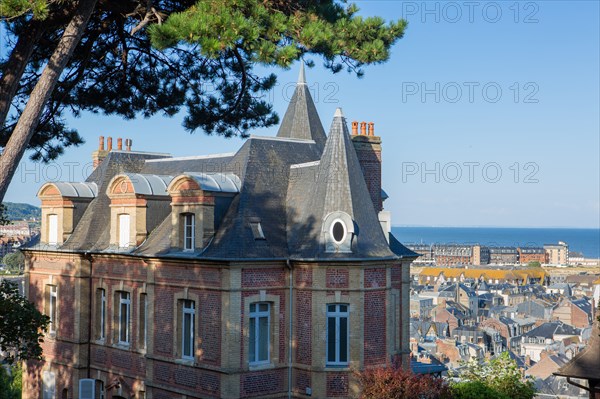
left=0, top=1, right=407, bottom=201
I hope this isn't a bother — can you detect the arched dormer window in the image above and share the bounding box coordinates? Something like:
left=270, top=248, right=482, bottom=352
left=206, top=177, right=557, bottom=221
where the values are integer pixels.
left=106, top=173, right=173, bottom=249
left=322, top=211, right=354, bottom=253
left=37, top=182, right=98, bottom=246
left=167, top=173, right=240, bottom=252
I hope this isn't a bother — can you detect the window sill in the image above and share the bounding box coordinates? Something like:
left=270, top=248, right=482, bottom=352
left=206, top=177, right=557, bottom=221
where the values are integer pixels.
left=324, top=364, right=350, bottom=370
left=175, top=358, right=195, bottom=366
left=248, top=362, right=274, bottom=371
left=113, top=343, right=131, bottom=350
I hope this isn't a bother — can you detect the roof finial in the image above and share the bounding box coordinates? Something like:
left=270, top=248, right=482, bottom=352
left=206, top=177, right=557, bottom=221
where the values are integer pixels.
left=334, top=107, right=344, bottom=118
left=298, top=61, right=306, bottom=85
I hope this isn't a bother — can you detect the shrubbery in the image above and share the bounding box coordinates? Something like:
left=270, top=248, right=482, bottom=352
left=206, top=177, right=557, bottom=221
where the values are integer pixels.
left=357, top=352, right=535, bottom=399
left=357, top=365, right=452, bottom=399
left=451, top=352, right=535, bottom=399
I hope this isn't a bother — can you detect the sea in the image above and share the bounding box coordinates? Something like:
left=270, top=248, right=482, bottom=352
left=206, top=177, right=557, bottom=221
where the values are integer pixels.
left=391, top=227, right=600, bottom=259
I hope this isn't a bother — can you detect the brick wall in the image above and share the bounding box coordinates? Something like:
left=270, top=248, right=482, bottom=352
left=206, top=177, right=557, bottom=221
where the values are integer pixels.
left=326, top=372, right=349, bottom=397
left=364, top=290, right=386, bottom=365
left=351, top=135, right=382, bottom=213
left=326, top=268, right=349, bottom=289
left=296, top=290, right=312, bottom=365
left=240, top=368, right=285, bottom=397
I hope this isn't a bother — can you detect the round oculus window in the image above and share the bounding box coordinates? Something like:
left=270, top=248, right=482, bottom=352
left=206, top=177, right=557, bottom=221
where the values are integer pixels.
left=331, top=220, right=346, bottom=243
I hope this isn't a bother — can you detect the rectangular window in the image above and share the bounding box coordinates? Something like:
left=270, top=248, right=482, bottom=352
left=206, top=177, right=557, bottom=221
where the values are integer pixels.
left=139, top=293, right=147, bottom=350
left=42, top=371, right=55, bottom=399
left=327, top=304, right=349, bottom=366
left=118, top=291, right=131, bottom=345
left=48, top=214, right=58, bottom=245
left=183, top=214, right=195, bottom=251
left=118, top=214, right=130, bottom=248
left=181, top=300, right=195, bottom=359
left=96, top=288, right=106, bottom=340
left=48, top=285, right=57, bottom=334
left=249, top=302, right=270, bottom=364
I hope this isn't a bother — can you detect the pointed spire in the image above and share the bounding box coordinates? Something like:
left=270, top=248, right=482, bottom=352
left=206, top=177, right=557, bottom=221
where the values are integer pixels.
left=298, top=62, right=306, bottom=85
left=276, top=63, right=327, bottom=149
left=334, top=107, right=344, bottom=118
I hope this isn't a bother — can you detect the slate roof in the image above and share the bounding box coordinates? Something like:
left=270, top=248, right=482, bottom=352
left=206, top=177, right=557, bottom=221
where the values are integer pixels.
left=554, top=315, right=600, bottom=381
left=286, top=108, right=398, bottom=260
left=33, top=68, right=416, bottom=263
left=276, top=63, right=327, bottom=149
left=523, top=321, right=580, bottom=340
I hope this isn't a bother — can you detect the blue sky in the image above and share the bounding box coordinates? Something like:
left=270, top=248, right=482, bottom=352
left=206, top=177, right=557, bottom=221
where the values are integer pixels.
left=4, top=1, right=600, bottom=228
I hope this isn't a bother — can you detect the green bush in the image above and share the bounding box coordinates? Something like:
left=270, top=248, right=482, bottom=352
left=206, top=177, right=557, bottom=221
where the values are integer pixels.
left=451, top=381, right=508, bottom=399
left=0, top=363, right=22, bottom=399
left=450, top=352, right=535, bottom=399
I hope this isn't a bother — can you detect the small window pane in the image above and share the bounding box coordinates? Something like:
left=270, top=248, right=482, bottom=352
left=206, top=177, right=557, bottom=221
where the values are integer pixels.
left=332, top=221, right=345, bottom=242
left=339, top=316, right=348, bottom=362
left=327, top=317, right=336, bottom=362
left=249, top=318, right=256, bottom=362
left=120, top=303, right=128, bottom=342
left=258, top=316, right=269, bottom=361
left=328, top=304, right=336, bottom=312
left=339, top=304, right=347, bottom=312
left=259, top=303, right=269, bottom=312
left=250, top=303, right=256, bottom=312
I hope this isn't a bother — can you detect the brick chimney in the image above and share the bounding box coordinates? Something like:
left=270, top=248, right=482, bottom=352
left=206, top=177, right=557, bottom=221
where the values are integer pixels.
left=351, top=120, right=382, bottom=213
left=92, top=136, right=109, bottom=170
left=117, top=137, right=123, bottom=150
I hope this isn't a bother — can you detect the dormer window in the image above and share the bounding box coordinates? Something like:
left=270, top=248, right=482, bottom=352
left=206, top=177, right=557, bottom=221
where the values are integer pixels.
left=107, top=173, right=173, bottom=249
left=168, top=173, right=240, bottom=252
left=322, top=211, right=354, bottom=253
left=118, top=214, right=130, bottom=248
left=37, top=182, right=97, bottom=246
left=48, top=214, right=58, bottom=246
left=183, top=213, right=195, bottom=251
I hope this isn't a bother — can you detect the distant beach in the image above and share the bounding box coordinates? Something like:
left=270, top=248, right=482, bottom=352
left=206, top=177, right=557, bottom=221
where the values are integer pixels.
left=392, top=227, right=600, bottom=259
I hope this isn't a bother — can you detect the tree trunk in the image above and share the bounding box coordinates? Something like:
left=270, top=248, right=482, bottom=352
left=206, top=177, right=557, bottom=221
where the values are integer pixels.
left=0, top=0, right=98, bottom=202
left=0, top=21, right=45, bottom=128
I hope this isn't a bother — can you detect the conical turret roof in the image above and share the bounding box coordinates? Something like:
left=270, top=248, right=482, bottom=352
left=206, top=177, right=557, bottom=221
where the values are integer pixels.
left=286, top=108, right=395, bottom=259
left=276, top=63, right=327, bottom=149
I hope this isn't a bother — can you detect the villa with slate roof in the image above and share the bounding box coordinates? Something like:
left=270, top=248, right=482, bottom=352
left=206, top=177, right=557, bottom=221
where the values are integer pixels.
left=22, top=66, right=417, bottom=399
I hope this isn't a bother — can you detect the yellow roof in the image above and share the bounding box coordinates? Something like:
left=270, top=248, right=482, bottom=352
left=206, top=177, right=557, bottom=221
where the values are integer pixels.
left=419, top=267, right=546, bottom=281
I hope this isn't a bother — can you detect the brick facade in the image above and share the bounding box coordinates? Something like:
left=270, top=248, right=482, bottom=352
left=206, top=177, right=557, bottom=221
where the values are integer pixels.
left=23, top=252, right=412, bottom=398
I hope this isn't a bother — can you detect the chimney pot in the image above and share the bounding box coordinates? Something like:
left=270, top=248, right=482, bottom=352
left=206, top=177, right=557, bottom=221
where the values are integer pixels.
left=126, top=139, right=132, bottom=151
left=368, top=122, right=375, bottom=136
left=107, top=137, right=113, bottom=151
left=117, top=138, right=123, bottom=150
left=99, top=136, right=105, bottom=151
left=352, top=121, right=359, bottom=136
left=360, top=121, right=367, bottom=136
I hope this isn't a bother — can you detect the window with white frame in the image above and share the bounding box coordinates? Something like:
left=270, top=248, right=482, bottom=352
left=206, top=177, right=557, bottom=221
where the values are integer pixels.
left=96, top=288, right=106, bottom=340
left=181, top=300, right=195, bottom=359
left=118, top=214, right=130, bottom=248
left=117, top=291, right=131, bottom=345
left=249, top=302, right=270, bottom=364
left=326, top=304, right=349, bottom=366
left=183, top=213, right=195, bottom=251
left=48, top=214, right=58, bottom=245
left=47, top=285, right=57, bottom=335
